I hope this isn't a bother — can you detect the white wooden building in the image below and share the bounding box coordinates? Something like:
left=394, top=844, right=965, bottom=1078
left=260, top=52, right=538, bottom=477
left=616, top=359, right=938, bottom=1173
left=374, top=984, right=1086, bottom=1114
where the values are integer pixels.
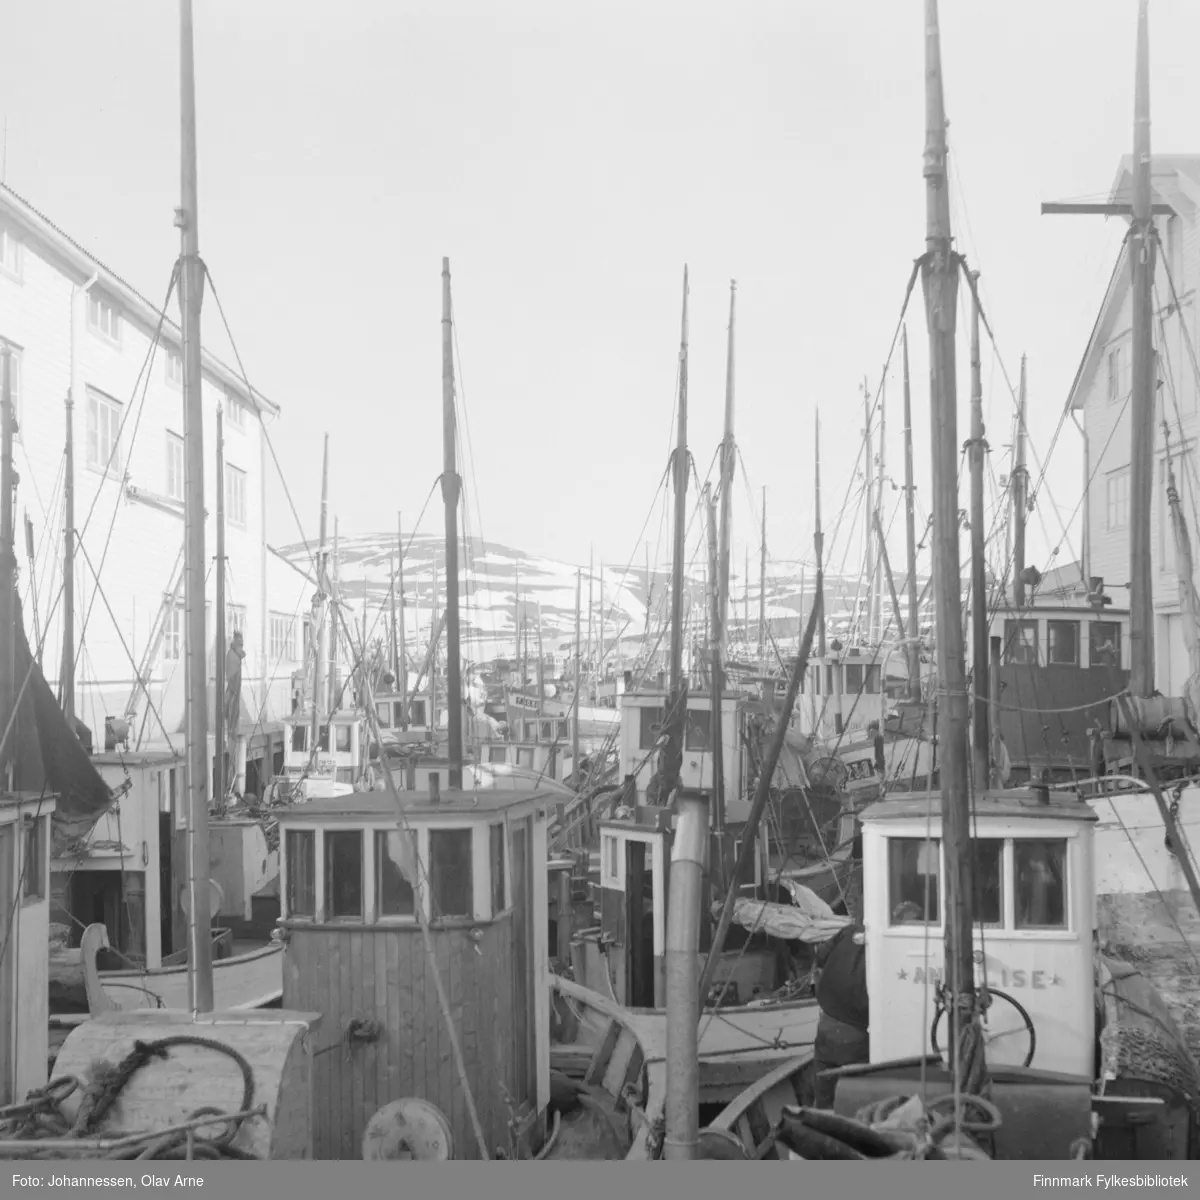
left=1066, top=154, right=1200, bottom=695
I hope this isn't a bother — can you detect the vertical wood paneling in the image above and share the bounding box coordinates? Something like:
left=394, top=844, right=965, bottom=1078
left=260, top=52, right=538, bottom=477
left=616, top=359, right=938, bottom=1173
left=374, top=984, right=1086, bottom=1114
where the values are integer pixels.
left=282, top=918, right=523, bottom=1160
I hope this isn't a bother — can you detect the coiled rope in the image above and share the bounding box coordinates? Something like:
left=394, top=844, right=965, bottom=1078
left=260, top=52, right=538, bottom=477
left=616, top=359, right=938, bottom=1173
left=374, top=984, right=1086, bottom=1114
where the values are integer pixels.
left=0, top=1036, right=263, bottom=1160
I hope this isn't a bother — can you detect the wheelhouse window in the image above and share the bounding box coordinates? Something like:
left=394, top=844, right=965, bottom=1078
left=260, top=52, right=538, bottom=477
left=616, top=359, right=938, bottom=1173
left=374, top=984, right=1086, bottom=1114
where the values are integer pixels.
left=324, top=830, right=364, bottom=920
left=317, top=724, right=330, bottom=752
left=844, top=662, right=881, bottom=694
left=334, top=724, right=352, bottom=753
left=410, top=699, right=427, bottom=726
left=1047, top=620, right=1079, bottom=667
left=374, top=830, right=416, bottom=918
left=888, top=837, right=940, bottom=925
left=22, top=816, right=43, bottom=901
left=488, top=746, right=507, bottom=763
left=490, top=824, right=506, bottom=913
left=428, top=829, right=473, bottom=918
left=539, top=719, right=555, bottom=742
left=1014, top=839, right=1067, bottom=929
left=291, top=724, right=307, bottom=752
left=639, top=706, right=665, bottom=750
left=376, top=701, right=393, bottom=729
left=684, top=709, right=712, bottom=751
left=285, top=830, right=316, bottom=917
left=1090, top=622, right=1122, bottom=669
left=1003, top=619, right=1038, bottom=665
left=970, top=838, right=1003, bottom=927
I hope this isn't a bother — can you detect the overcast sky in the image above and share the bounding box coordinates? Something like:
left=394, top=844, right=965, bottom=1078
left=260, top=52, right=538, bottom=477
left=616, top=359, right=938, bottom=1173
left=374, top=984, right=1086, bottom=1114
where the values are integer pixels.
left=1, top=0, right=1195, bottom=586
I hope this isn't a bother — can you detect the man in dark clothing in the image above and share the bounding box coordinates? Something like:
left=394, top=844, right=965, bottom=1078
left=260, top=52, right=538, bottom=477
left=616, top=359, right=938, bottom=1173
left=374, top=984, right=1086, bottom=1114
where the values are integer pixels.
left=812, top=921, right=870, bottom=1108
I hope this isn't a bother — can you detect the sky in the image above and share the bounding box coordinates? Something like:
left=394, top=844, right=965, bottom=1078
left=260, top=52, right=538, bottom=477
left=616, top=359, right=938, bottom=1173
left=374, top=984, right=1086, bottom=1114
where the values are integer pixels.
left=1, top=0, right=1196, bottom=587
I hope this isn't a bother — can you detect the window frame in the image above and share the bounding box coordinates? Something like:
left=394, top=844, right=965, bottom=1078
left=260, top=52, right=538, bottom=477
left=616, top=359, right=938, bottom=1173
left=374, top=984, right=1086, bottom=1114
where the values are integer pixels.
left=161, top=603, right=183, bottom=663
left=1088, top=621, right=1122, bottom=669
left=1003, top=618, right=1039, bottom=666
left=270, top=612, right=296, bottom=663
left=1046, top=619, right=1080, bottom=667
left=225, top=392, right=248, bottom=429
left=165, top=348, right=183, bottom=389
left=87, top=291, right=122, bottom=345
left=0, top=224, right=23, bottom=280
left=323, top=829, right=365, bottom=922
left=86, top=386, right=123, bottom=478
left=1106, top=469, right=1130, bottom=531
left=165, top=431, right=184, bottom=501
left=428, top=827, right=474, bottom=920
left=0, top=340, right=22, bottom=438
left=21, top=815, right=44, bottom=903
left=284, top=829, right=316, bottom=919
left=374, top=828, right=417, bottom=922
left=225, top=464, right=248, bottom=529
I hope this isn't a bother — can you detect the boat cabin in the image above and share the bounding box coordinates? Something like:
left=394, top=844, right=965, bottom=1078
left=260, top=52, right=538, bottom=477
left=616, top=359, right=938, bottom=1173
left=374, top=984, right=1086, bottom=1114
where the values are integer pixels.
left=571, top=806, right=765, bottom=1009
left=858, top=788, right=1097, bottom=1078
left=618, top=690, right=749, bottom=818
left=50, top=750, right=174, bottom=968
left=797, top=642, right=915, bottom=742
left=276, top=784, right=552, bottom=1159
left=281, top=709, right=366, bottom=786
left=2, top=791, right=55, bottom=1102
left=373, top=689, right=434, bottom=743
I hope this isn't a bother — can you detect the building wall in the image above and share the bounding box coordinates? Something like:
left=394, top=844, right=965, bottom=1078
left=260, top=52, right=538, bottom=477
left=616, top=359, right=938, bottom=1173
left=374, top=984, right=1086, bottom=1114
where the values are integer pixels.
left=0, top=192, right=302, bottom=744
left=1081, top=209, right=1200, bottom=688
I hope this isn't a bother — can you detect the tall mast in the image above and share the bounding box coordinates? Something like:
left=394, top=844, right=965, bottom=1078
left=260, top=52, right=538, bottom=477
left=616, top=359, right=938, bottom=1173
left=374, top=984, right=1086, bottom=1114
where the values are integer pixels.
left=178, top=0, right=213, bottom=1014
left=713, top=280, right=736, bottom=853
left=644, top=542, right=651, bottom=654
left=877, top=378, right=888, bottom=640
left=816, top=411, right=825, bottom=659
left=921, top=0, right=974, bottom=1073
left=1012, top=357, right=1028, bottom=607
left=1129, top=0, right=1156, bottom=697
left=60, top=391, right=75, bottom=722
left=0, top=348, right=15, bottom=787
left=586, top=547, right=594, bottom=680
left=758, top=488, right=767, bottom=660
left=743, top=548, right=749, bottom=651
left=599, top=561, right=605, bottom=675
left=514, top=558, right=521, bottom=687
left=863, top=378, right=875, bottom=641
left=215, top=404, right=226, bottom=807
left=572, top=570, right=581, bottom=781
left=431, top=558, right=439, bottom=732
left=660, top=266, right=689, bottom=802
left=330, top=517, right=340, bottom=711
left=311, top=435, right=329, bottom=758
left=967, top=272, right=989, bottom=792
left=902, top=327, right=920, bottom=697
left=441, top=257, right=464, bottom=787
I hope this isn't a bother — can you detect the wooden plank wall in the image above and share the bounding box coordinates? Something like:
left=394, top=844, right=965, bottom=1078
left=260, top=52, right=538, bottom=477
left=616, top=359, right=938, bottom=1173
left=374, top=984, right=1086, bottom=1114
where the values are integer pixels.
left=284, top=916, right=519, bottom=1160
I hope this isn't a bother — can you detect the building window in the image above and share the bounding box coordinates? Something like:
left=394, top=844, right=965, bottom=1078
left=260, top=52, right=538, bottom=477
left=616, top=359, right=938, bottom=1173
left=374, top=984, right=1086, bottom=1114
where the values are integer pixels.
left=225, top=465, right=247, bottom=528
left=324, top=830, right=364, bottom=920
left=165, top=433, right=184, bottom=501
left=0, top=342, right=21, bottom=437
left=1003, top=619, right=1038, bottom=666
left=162, top=604, right=183, bottom=662
left=87, top=292, right=121, bottom=343
left=226, top=603, right=246, bottom=633
left=970, top=838, right=1002, bottom=928
left=1014, top=839, right=1067, bottom=929
left=166, top=349, right=182, bottom=388
left=1089, top=621, right=1122, bottom=669
left=22, top=817, right=43, bottom=901
left=0, top=224, right=23, bottom=279
left=888, top=837, right=940, bottom=925
left=428, top=828, right=473, bottom=918
left=86, top=387, right=122, bottom=475
left=1106, top=342, right=1127, bottom=404
left=639, top=706, right=665, bottom=751
left=374, top=830, right=416, bottom=918
left=226, top=393, right=247, bottom=429
left=1106, top=470, right=1129, bottom=530
left=270, top=613, right=296, bottom=662
left=1046, top=620, right=1079, bottom=666
left=490, top=823, right=506, bottom=914
left=285, top=829, right=316, bottom=918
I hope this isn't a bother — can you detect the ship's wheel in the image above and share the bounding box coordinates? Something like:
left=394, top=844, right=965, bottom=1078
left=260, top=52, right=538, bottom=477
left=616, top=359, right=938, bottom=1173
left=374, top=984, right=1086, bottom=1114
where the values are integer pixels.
left=930, top=988, right=1037, bottom=1069
left=362, top=1098, right=454, bottom=1161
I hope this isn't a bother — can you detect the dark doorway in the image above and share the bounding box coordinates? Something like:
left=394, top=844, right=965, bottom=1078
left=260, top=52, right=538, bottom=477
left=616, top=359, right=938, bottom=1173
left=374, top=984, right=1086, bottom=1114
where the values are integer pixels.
left=626, top=842, right=656, bottom=1008
left=159, top=813, right=174, bottom=956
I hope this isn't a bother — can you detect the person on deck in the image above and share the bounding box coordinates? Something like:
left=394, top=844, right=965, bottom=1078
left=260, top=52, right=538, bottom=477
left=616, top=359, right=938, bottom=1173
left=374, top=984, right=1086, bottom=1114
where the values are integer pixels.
left=812, top=916, right=870, bottom=1109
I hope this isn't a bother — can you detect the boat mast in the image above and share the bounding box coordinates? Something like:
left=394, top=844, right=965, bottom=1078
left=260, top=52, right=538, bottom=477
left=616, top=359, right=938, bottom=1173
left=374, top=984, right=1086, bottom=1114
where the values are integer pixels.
left=441, top=257, right=464, bottom=788
left=178, top=0, right=213, bottom=1013
left=514, top=558, right=521, bottom=690
left=1129, top=0, right=1156, bottom=697
left=902, top=327, right=920, bottom=697
left=1012, top=357, right=1028, bottom=606
left=816, top=410, right=826, bottom=660
left=311, top=435, right=329, bottom=760
left=758, top=488, right=766, bottom=661
left=967, top=272, right=990, bottom=792
left=660, top=266, right=689, bottom=802
left=60, top=391, right=75, bottom=723
left=572, top=569, right=581, bottom=781
left=876, top=378, right=888, bottom=641
left=586, top=546, right=593, bottom=681
left=0, top=347, right=14, bottom=787
left=922, top=0, right=976, bottom=1074
left=713, top=280, right=737, bottom=866
left=215, top=404, right=226, bottom=807
left=863, top=378, right=875, bottom=642
left=330, top=518, right=340, bottom=711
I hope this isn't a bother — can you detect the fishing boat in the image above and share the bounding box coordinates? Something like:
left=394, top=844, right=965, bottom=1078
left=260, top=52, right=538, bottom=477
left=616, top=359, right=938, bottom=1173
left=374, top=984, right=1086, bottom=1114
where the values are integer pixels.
left=691, top=0, right=1198, bottom=1163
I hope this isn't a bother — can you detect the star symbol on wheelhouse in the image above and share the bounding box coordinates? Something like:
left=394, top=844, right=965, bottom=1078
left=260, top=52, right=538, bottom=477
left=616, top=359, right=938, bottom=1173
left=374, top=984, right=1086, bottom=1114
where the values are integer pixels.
left=897, top=968, right=908, bottom=980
